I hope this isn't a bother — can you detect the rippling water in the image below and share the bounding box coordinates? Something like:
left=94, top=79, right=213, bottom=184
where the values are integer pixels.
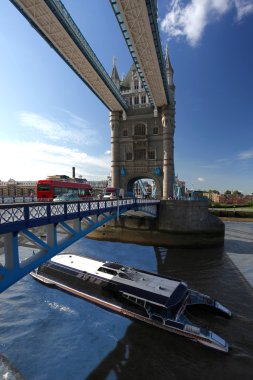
left=0, top=221, right=253, bottom=380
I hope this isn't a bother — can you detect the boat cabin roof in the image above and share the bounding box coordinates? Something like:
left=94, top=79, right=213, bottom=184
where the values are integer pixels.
left=51, top=254, right=188, bottom=308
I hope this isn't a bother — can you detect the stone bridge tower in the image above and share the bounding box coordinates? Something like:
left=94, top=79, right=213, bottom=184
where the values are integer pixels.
left=110, top=46, right=175, bottom=199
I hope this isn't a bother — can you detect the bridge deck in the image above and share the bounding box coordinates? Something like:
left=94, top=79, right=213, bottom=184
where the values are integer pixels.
left=10, top=0, right=128, bottom=111
left=111, top=0, right=170, bottom=107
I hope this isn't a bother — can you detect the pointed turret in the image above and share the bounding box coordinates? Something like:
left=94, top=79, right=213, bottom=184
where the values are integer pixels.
left=165, top=44, right=174, bottom=87
left=165, top=44, right=175, bottom=105
left=111, top=56, right=120, bottom=89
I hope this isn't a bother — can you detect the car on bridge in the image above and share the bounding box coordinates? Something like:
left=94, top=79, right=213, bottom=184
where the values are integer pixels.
left=53, top=193, right=82, bottom=202
left=103, top=187, right=124, bottom=199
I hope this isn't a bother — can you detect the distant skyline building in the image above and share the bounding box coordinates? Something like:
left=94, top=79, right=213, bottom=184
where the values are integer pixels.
left=0, top=179, right=36, bottom=197
left=110, top=45, right=176, bottom=199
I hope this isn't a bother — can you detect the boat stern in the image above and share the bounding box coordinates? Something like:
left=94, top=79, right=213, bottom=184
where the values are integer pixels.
left=188, top=289, right=232, bottom=318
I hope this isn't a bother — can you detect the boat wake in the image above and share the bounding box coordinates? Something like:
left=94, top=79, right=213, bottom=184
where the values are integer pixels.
left=45, top=300, right=77, bottom=315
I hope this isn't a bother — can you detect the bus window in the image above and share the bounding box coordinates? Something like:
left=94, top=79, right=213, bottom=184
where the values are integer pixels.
left=37, top=184, right=51, bottom=191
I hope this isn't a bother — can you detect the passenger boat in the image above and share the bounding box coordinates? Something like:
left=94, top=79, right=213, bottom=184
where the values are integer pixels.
left=30, top=254, right=231, bottom=352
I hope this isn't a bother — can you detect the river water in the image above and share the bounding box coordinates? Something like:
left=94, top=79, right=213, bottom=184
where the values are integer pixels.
left=0, top=221, right=253, bottom=380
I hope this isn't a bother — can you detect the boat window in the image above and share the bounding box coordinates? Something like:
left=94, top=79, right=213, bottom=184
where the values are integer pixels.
left=98, top=267, right=117, bottom=276
left=118, top=272, right=130, bottom=280
left=137, top=299, right=145, bottom=306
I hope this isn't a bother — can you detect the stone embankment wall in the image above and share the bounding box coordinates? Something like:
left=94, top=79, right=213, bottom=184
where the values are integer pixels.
left=88, top=200, right=225, bottom=248
left=210, top=208, right=253, bottom=219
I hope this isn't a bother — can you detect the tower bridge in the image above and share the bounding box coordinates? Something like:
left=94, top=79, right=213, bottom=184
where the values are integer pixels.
left=10, top=0, right=176, bottom=199
left=0, top=0, right=179, bottom=291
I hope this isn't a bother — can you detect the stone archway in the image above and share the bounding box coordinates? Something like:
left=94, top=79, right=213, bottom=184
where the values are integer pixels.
left=125, top=175, right=162, bottom=199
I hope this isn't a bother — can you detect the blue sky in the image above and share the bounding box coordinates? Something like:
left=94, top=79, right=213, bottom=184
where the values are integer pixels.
left=0, top=0, right=253, bottom=194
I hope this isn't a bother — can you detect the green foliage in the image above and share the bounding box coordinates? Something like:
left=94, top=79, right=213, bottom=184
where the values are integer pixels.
left=210, top=202, right=253, bottom=209
left=232, top=190, right=242, bottom=195
left=208, top=189, right=220, bottom=194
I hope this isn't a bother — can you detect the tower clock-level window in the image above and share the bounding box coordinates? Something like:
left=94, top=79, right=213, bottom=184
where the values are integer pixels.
left=134, top=80, right=139, bottom=90
left=148, top=150, right=155, bottom=160
left=134, top=124, right=146, bottom=136
left=135, top=149, right=146, bottom=160
left=126, top=152, right=132, bottom=160
left=129, top=97, right=132, bottom=106
left=153, top=127, right=158, bottom=135
left=123, top=129, right=128, bottom=137
left=134, top=96, right=139, bottom=105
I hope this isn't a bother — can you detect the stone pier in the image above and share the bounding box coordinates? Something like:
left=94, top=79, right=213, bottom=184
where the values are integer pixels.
left=88, top=200, right=225, bottom=248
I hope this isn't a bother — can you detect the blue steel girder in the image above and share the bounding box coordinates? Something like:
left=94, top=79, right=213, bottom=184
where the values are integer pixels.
left=110, top=0, right=170, bottom=107
left=10, top=0, right=128, bottom=112
left=0, top=199, right=159, bottom=292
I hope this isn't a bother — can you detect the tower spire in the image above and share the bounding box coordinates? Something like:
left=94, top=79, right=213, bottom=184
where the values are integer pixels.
left=165, top=44, right=169, bottom=66
left=165, top=43, right=174, bottom=86
left=111, top=56, right=120, bottom=89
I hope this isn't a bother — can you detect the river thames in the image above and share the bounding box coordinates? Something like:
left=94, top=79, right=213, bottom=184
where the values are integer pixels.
left=0, top=221, right=253, bottom=379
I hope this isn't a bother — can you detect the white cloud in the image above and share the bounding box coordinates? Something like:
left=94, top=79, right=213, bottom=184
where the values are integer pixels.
left=197, top=177, right=205, bottom=182
left=0, top=140, right=110, bottom=181
left=235, top=0, right=253, bottom=20
left=19, top=111, right=98, bottom=146
left=161, top=0, right=253, bottom=46
left=238, top=149, right=253, bottom=159
left=104, top=150, right=111, bottom=155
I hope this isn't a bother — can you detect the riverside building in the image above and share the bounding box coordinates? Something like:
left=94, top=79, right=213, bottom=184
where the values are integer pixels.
left=0, top=179, right=36, bottom=197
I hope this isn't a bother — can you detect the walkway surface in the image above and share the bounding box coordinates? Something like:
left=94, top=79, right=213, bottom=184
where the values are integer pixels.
left=225, top=221, right=253, bottom=287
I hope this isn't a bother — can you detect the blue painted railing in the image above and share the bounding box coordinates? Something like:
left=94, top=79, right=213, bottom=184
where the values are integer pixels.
left=0, top=198, right=158, bottom=234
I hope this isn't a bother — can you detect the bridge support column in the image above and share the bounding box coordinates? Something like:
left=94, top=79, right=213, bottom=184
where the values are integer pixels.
left=46, top=224, right=57, bottom=247
left=4, top=232, right=19, bottom=271
left=162, top=106, right=175, bottom=199
left=110, top=111, right=120, bottom=188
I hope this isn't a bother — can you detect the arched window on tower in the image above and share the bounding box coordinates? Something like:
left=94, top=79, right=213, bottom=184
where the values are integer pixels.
left=134, top=124, right=146, bottom=136
left=134, top=80, right=139, bottom=90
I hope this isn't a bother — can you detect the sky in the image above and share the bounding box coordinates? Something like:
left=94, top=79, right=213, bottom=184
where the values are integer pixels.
left=0, top=0, right=253, bottom=194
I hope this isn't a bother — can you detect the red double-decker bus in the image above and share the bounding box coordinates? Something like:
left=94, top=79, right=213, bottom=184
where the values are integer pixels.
left=36, top=179, right=93, bottom=201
